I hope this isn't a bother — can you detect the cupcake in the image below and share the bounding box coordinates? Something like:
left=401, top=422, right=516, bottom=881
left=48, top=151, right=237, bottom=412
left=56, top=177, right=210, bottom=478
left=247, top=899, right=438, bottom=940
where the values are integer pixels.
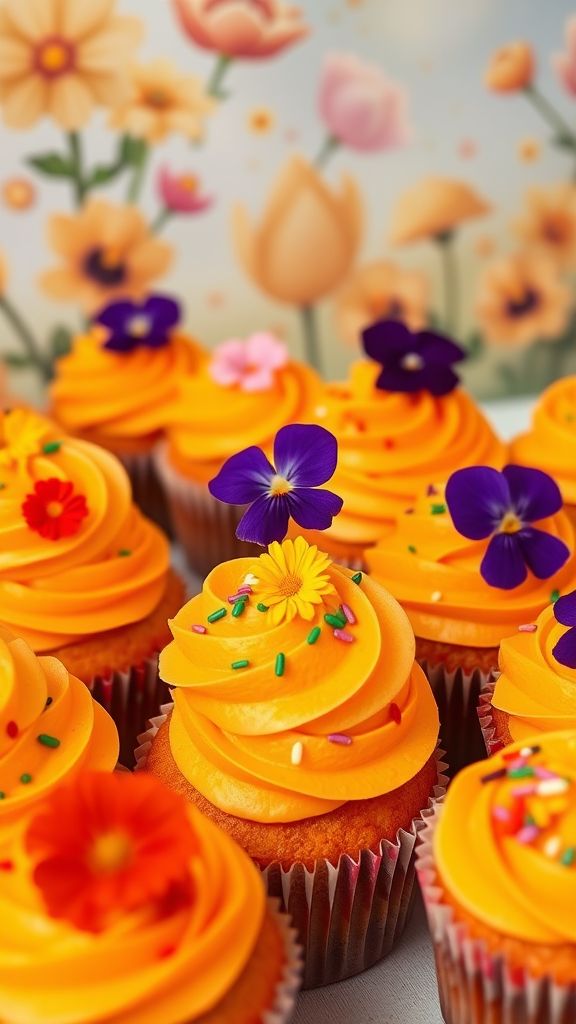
left=511, top=375, right=576, bottom=527
left=0, top=628, right=118, bottom=843
left=50, top=293, right=203, bottom=532
left=418, top=731, right=576, bottom=1024
left=156, top=331, right=321, bottom=577
left=138, top=424, right=444, bottom=988
left=480, top=587, right=576, bottom=754
left=303, top=319, right=505, bottom=568
left=366, top=464, right=576, bottom=771
left=0, top=408, right=185, bottom=762
left=0, top=770, right=301, bottom=1024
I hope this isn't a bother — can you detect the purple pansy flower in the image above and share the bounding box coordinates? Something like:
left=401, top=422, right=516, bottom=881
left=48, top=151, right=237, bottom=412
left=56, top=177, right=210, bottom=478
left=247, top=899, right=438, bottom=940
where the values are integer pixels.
left=95, top=294, right=181, bottom=352
left=552, top=591, right=576, bottom=669
left=445, top=464, right=570, bottom=590
left=362, top=319, right=465, bottom=396
left=208, top=423, right=343, bottom=546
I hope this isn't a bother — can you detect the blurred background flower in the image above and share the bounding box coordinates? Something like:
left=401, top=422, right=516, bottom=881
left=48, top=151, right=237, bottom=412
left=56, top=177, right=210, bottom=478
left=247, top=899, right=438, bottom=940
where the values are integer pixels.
left=1, top=175, right=36, bottom=210
left=476, top=251, right=571, bottom=347
left=514, top=183, right=576, bottom=269
left=336, top=259, right=429, bottom=345
left=173, top=0, right=308, bottom=59
left=156, top=166, right=213, bottom=219
left=109, top=60, right=213, bottom=144
left=484, top=42, right=534, bottom=92
left=553, top=16, right=576, bottom=96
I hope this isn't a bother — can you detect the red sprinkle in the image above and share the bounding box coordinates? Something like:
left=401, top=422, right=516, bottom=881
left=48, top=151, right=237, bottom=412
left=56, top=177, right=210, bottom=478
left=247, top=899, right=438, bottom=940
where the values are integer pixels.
left=390, top=703, right=402, bottom=724
left=0, top=860, right=13, bottom=871
left=6, top=721, right=18, bottom=739
left=237, top=585, right=252, bottom=595
left=383, top=438, right=395, bottom=450
left=158, top=945, right=177, bottom=959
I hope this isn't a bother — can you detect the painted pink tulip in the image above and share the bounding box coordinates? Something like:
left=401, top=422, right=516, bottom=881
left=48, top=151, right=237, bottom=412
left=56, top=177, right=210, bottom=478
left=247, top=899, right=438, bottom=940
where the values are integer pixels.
left=172, top=0, right=308, bottom=59
left=553, top=16, right=576, bottom=96
left=319, top=53, right=410, bottom=153
left=157, top=166, right=213, bottom=214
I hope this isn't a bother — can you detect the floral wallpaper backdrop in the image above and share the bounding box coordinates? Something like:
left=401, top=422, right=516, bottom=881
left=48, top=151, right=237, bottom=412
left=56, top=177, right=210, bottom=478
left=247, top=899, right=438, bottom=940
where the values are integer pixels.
left=1, top=0, right=576, bottom=400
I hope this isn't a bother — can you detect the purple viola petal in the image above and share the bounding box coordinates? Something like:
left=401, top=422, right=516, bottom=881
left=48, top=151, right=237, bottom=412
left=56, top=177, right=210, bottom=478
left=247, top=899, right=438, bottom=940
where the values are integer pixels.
left=553, top=590, right=576, bottom=627
left=423, top=364, right=461, bottom=397
left=446, top=467, right=511, bottom=540
left=502, top=465, right=563, bottom=523
left=94, top=299, right=136, bottom=330
left=375, top=366, right=427, bottom=393
left=287, top=486, right=344, bottom=531
left=102, top=335, right=138, bottom=353
left=142, top=295, right=181, bottom=330
left=417, top=331, right=466, bottom=366
left=480, top=533, right=527, bottom=589
left=552, top=626, right=576, bottom=669
left=362, top=319, right=412, bottom=363
left=517, top=526, right=570, bottom=579
left=208, top=447, right=275, bottom=505
left=273, top=424, right=338, bottom=487
left=236, top=493, right=290, bottom=545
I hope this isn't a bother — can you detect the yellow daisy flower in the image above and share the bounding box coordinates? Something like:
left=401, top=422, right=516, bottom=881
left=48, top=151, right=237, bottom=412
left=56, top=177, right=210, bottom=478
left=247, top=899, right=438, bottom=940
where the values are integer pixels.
left=0, top=409, right=52, bottom=472
left=250, top=537, right=335, bottom=626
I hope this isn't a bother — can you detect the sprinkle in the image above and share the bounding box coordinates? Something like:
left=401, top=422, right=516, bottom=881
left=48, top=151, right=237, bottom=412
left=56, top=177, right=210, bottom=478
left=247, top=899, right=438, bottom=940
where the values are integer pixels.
left=518, top=623, right=537, bottom=633
left=341, top=603, right=356, bottom=625
left=536, top=777, right=569, bottom=796
left=426, top=484, right=439, bottom=496
left=544, top=836, right=561, bottom=858
left=492, top=806, right=510, bottom=822
left=431, top=590, right=443, bottom=603
left=37, top=734, right=60, bottom=749
left=45, top=697, right=53, bottom=707
left=257, top=603, right=269, bottom=613
left=325, top=612, right=346, bottom=629
left=520, top=744, right=541, bottom=758
left=307, top=627, right=321, bottom=645
left=351, top=572, right=363, bottom=584
left=6, top=721, right=17, bottom=739
left=481, top=768, right=507, bottom=783
left=0, top=860, right=13, bottom=871
left=328, top=733, right=353, bottom=746
left=390, top=702, right=402, bottom=724
left=0, top=792, right=5, bottom=800
left=516, top=825, right=539, bottom=844
left=228, top=592, right=249, bottom=604
left=430, top=503, right=446, bottom=515
left=550, top=589, right=561, bottom=604
left=207, top=608, right=227, bottom=623
left=0, top=483, right=5, bottom=490
left=42, top=441, right=61, bottom=454
left=237, top=585, right=252, bottom=595
left=561, top=846, right=575, bottom=867
left=275, top=652, right=285, bottom=677
left=334, top=628, right=355, bottom=643
left=404, top=508, right=415, bottom=515
left=383, top=438, right=395, bottom=450
left=118, top=549, right=131, bottom=557
left=231, top=660, right=249, bottom=670
left=242, top=573, right=259, bottom=587
left=508, top=766, right=535, bottom=779
left=291, top=741, right=303, bottom=766
left=20, top=774, right=32, bottom=785
left=158, top=945, right=177, bottom=960
left=232, top=600, right=246, bottom=618
left=191, top=624, right=207, bottom=634
left=535, top=766, right=556, bottom=780
left=408, top=544, right=417, bottom=554
left=511, top=784, right=536, bottom=797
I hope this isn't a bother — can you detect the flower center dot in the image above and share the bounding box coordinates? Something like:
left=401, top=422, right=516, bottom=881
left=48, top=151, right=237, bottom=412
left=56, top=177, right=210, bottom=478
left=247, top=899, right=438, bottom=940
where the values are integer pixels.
left=146, top=89, right=169, bottom=109
left=128, top=315, right=151, bottom=338
left=84, top=248, right=127, bottom=287
left=278, top=573, right=302, bottom=597
left=269, top=475, right=292, bottom=497
left=88, top=831, right=133, bottom=875
left=499, top=510, right=522, bottom=534
left=400, top=352, right=424, bottom=372
left=506, top=289, right=539, bottom=318
left=180, top=175, right=198, bottom=193
left=46, top=501, right=63, bottom=519
left=36, top=37, right=74, bottom=77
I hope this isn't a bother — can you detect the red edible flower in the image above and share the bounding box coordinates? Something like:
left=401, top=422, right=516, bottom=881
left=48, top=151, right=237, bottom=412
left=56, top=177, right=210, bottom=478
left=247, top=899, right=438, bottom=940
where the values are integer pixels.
left=22, top=478, right=89, bottom=540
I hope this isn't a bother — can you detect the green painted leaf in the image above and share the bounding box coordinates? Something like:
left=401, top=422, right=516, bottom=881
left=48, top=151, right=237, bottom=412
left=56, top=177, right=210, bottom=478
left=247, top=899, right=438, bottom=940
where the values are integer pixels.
left=27, top=153, right=75, bottom=177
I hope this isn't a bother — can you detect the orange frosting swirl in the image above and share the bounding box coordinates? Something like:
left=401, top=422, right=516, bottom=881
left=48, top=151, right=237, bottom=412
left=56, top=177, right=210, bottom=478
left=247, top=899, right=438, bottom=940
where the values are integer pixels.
left=51, top=326, right=204, bottom=441
left=0, top=410, right=170, bottom=651
left=511, top=376, right=576, bottom=505
left=494, top=604, right=576, bottom=740
left=312, top=361, right=506, bottom=547
left=435, top=731, right=576, bottom=945
left=366, top=488, right=576, bottom=647
left=0, top=805, right=267, bottom=1023
left=159, top=554, right=439, bottom=823
left=166, top=358, right=321, bottom=483
left=0, top=629, right=118, bottom=839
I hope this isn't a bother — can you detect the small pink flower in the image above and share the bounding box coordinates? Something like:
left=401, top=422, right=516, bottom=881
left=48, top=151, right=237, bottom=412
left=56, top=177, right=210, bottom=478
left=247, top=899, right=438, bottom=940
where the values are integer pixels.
left=209, top=332, right=288, bottom=392
left=319, top=53, right=411, bottom=153
left=553, top=16, right=576, bottom=96
left=172, top=0, right=308, bottom=59
left=157, top=166, right=213, bottom=214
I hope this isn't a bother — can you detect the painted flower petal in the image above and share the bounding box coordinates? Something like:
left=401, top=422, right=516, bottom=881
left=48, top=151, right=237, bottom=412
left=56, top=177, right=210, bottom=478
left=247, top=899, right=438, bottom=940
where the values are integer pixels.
left=446, top=466, right=510, bottom=540
left=288, top=486, right=344, bottom=530
left=208, top=446, right=275, bottom=504
left=362, top=318, right=412, bottom=362
left=502, top=465, right=563, bottom=523
left=418, top=331, right=466, bottom=366
left=553, top=589, right=576, bottom=627
left=236, top=493, right=290, bottom=546
left=517, top=526, right=570, bottom=579
left=142, top=294, right=180, bottom=329
left=552, top=626, right=576, bottom=669
left=273, top=424, right=338, bottom=487
left=480, top=533, right=527, bottom=589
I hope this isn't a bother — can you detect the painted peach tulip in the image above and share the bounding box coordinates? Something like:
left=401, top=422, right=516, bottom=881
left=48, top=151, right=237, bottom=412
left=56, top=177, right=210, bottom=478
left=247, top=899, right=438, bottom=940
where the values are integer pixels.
left=157, top=166, right=213, bottom=214
left=319, top=53, right=410, bottom=152
left=233, top=155, right=362, bottom=305
left=553, top=17, right=576, bottom=96
left=485, top=42, right=534, bottom=93
left=390, top=177, right=489, bottom=244
left=172, top=0, right=308, bottom=59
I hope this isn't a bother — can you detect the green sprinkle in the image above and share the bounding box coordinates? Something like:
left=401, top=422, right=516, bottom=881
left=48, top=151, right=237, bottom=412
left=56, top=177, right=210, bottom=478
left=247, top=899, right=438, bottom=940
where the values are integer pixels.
left=118, top=548, right=132, bottom=558
left=42, top=441, right=61, bottom=454
left=408, top=544, right=417, bottom=554
left=0, top=792, right=5, bottom=800
left=20, top=774, right=32, bottom=785
left=430, top=503, right=446, bottom=515
left=561, top=846, right=575, bottom=867
left=231, top=660, right=249, bottom=670
left=232, top=600, right=246, bottom=618
left=37, top=734, right=60, bottom=749
left=257, top=603, right=269, bottom=613
left=0, top=483, right=5, bottom=491
left=550, top=589, right=561, bottom=604
left=307, top=627, right=321, bottom=645
left=275, top=652, right=285, bottom=677
left=351, top=572, right=363, bottom=585
left=508, top=766, right=535, bottom=779
left=324, top=612, right=346, bottom=629
left=207, top=608, right=227, bottom=623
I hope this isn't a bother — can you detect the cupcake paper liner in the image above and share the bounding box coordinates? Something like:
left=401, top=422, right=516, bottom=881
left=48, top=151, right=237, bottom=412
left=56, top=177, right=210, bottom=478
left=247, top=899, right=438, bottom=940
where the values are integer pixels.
left=154, top=442, right=260, bottom=577
left=477, top=679, right=506, bottom=758
left=135, top=706, right=448, bottom=990
left=417, top=806, right=576, bottom=1024
left=116, top=446, right=173, bottom=538
left=88, top=655, right=170, bottom=769
left=418, top=657, right=496, bottom=775
left=263, top=899, right=303, bottom=1024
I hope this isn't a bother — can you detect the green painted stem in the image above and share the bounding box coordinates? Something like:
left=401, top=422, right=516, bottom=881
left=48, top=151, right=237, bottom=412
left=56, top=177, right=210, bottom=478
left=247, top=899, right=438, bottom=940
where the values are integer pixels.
left=0, top=294, right=51, bottom=381
left=314, top=135, right=340, bottom=169
left=206, top=54, right=233, bottom=99
left=300, top=304, right=322, bottom=373
left=68, top=131, right=86, bottom=207
left=127, top=143, right=149, bottom=204
left=524, top=84, right=576, bottom=145
left=151, top=208, right=172, bottom=234
left=436, top=232, right=459, bottom=337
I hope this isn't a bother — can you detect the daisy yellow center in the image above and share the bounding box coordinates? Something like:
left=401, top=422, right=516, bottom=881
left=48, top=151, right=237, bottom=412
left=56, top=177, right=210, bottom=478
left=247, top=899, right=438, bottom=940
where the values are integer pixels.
left=269, top=475, right=292, bottom=497
left=128, top=315, right=151, bottom=337
left=36, top=38, right=74, bottom=77
left=46, top=501, right=64, bottom=519
left=88, top=830, right=133, bottom=875
left=179, top=175, right=198, bottom=193
left=499, top=510, right=522, bottom=534
left=278, top=572, right=303, bottom=597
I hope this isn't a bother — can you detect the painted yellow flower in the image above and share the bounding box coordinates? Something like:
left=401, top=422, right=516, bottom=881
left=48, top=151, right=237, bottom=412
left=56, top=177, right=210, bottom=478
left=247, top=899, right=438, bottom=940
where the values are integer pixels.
left=0, top=409, right=52, bottom=472
left=109, top=59, right=214, bottom=143
left=2, top=176, right=36, bottom=211
left=248, top=106, right=275, bottom=135
left=250, top=537, right=335, bottom=626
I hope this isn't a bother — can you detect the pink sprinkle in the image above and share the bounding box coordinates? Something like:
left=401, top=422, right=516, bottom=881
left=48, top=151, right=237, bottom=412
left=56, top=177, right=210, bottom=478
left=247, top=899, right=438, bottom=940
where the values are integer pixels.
left=191, top=624, right=207, bottom=634
left=237, top=585, right=252, bottom=595
left=518, top=623, right=537, bottom=633
left=535, top=767, right=557, bottom=780
left=426, top=483, right=438, bottom=496
left=516, top=825, right=539, bottom=844
left=341, top=603, right=356, bottom=625
left=404, top=508, right=415, bottom=515
left=328, top=733, right=353, bottom=746
left=492, top=806, right=509, bottom=822
left=511, top=785, right=537, bottom=797
left=333, top=629, right=355, bottom=643
left=228, top=592, right=248, bottom=604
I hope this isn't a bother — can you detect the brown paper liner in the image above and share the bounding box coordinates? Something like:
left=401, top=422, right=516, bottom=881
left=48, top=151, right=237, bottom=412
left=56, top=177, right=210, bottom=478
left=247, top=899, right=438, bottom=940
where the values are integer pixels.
left=417, top=807, right=576, bottom=1024
left=154, top=443, right=260, bottom=577
left=87, top=656, right=170, bottom=769
left=477, top=679, right=507, bottom=758
left=262, top=900, right=303, bottom=1024
left=418, top=657, right=496, bottom=775
left=115, top=446, right=173, bottom=538
left=135, top=706, right=448, bottom=990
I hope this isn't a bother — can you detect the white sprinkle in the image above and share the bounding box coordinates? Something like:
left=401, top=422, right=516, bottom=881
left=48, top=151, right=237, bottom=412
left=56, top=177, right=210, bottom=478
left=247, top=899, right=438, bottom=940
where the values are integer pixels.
left=544, top=836, right=561, bottom=858
left=431, top=590, right=443, bottom=603
left=520, top=745, right=537, bottom=758
left=536, top=778, right=569, bottom=797
left=242, top=573, right=259, bottom=587
left=314, top=405, right=327, bottom=418
left=291, top=741, right=304, bottom=766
